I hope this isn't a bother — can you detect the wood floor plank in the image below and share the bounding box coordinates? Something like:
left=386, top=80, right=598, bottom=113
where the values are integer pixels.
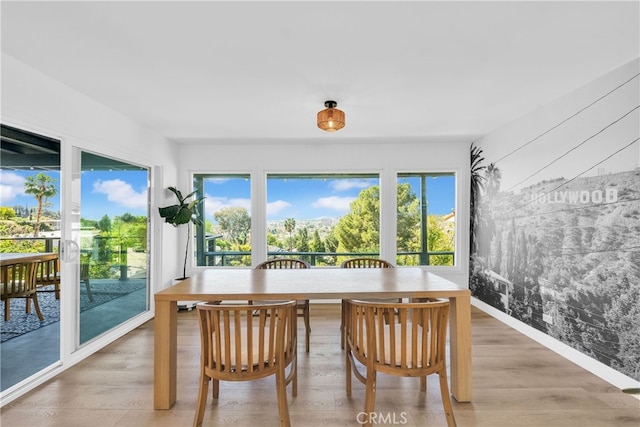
left=1, top=304, right=638, bottom=426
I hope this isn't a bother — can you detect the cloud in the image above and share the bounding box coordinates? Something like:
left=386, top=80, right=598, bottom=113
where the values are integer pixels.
left=267, top=200, right=292, bottom=216
left=92, top=179, right=148, bottom=209
left=205, top=196, right=252, bottom=216
left=0, top=171, right=25, bottom=203
left=330, top=179, right=374, bottom=192
left=312, top=196, right=355, bottom=212
left=206, top=177, right=233, bottom=185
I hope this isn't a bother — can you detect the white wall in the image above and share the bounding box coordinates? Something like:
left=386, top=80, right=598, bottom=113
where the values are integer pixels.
left=177, top=137, right=472, bottom=286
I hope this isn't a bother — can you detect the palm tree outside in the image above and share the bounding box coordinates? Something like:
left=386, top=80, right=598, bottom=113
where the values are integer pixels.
left=24, top=172, right=58, bottom=237
left=284, top=218, right=296, bottom=253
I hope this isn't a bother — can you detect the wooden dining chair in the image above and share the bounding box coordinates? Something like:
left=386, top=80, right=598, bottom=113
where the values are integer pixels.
left=340, top=258, right=394, bottom=269
left=255, top=258, right=311, bottom=352
left=339, top=258, right=397, bottom=349
left=344, top=298, right=456, bottom=427
left=1, top=260, right=44, bottom=321
left=193, top=300, right=298, bottom=427
left=35, top=253, right=61, bottom=299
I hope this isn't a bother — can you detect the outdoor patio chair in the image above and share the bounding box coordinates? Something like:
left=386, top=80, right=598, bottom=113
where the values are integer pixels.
left=80, top=254, right=94, bottom=302
left=35, top=253, right=61, bottom=299
left=1, top=260, right=44, bottom=321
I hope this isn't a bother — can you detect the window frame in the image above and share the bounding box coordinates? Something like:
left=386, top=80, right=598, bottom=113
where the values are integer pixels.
left=396, top=171, right=457, bottom=267
left=193, top=173, right=252, bottom=267
left=265, top=173, right=381, bottom=266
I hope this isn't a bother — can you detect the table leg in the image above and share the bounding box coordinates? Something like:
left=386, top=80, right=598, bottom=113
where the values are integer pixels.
left=449, top=294, right=472, bottom=402
left=154, top=300, right=177, bottom=409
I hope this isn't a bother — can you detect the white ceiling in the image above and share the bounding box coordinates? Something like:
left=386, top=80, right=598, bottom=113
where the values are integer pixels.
left=1, top=1, right=638, bottom=143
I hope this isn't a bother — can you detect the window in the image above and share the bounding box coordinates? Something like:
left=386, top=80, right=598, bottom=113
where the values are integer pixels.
left=193, top=174, right=251, bottom=266
left=192, top=172, right=456, bottom=268
left=397, top=173, right=455, bottom=266
left=266, top=174, right=379, bottom=266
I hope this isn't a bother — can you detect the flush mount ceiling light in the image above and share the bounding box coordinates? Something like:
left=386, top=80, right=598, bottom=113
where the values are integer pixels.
left=317, top=100, right=345, bottom=132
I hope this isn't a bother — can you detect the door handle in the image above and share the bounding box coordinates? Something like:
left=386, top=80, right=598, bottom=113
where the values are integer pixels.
left=60, top=239, right=80, bottom=263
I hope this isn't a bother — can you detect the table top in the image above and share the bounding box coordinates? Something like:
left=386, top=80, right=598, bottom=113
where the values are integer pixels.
left=0, top=252, right=57, bottom=266
left=155, top=267, right=470, bottom=301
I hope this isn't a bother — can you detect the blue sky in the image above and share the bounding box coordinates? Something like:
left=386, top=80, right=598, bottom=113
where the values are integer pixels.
left=0, top=169, right=148, bottom=220
left=0, top=170, right=63, bottom=214
left=1, top=171, right=454, bottom=221
left=204, top=175, right=455, bottom=222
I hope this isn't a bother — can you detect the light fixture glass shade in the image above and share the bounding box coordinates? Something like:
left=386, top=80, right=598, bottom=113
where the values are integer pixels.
left=317, top=100, right=345, bottom=132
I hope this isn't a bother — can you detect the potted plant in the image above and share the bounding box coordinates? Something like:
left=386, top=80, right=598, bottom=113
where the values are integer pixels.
left=158, top=186, right=204, bottom=280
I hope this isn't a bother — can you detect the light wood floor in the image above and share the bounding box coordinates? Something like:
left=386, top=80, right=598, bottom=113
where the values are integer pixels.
left=1, top=304, right=638, bottom=426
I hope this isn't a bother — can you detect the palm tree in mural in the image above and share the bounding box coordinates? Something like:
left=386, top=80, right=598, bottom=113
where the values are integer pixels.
left=481, top=162, right=501, bottom=266
left=469, top=145, right=505, bottom=308
left=485, top=163, right=502, bottom=199
left=24, top=172, right=58, bottom=238
left=469, top=144, right=486, bottom=257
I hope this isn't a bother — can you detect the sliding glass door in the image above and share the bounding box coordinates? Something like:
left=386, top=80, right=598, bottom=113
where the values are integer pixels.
left=75, top=151, right=149, bottom=345
left=0, top=124, right=62, bottom=391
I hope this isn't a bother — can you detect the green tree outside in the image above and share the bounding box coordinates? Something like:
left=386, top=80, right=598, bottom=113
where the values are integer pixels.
left=213, top=207, right=251, bottom=246
left=0, top=206, right=16, bottom=220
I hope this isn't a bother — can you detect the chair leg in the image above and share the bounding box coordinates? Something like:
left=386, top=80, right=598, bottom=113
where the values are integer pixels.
left=340, top=300, right=345, bottom=349
left=304, top=306, right=311, bottom=353
left=193, top=374, right=210, bottom=427
left=345, top=350, right=352, bottom=396
left=438, top=370, right=457, bottom=427
left=362, top=371, right=377, bottom=427
left=4, top=299, right=10, bottom=321
left=31, top=294, right=44, bottom=321
left=291, top=359, right=298, bottom=397
left=421, top=376, right=427, bottom=392
left=212, top=378, right=219, bottom=399
left=84, top=279, right=94, bottom=302
left=276, top=366, right=292, bottom=427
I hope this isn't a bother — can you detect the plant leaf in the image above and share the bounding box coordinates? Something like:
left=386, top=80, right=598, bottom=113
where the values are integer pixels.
left=173, top=206, right=194, bottom=225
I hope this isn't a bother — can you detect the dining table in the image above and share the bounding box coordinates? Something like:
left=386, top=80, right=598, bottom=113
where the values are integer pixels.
left=153, top=267, right=472, bottom=409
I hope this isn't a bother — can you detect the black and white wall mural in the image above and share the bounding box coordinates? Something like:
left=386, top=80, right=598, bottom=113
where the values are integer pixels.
left=469, top=59, right=640, bottom=382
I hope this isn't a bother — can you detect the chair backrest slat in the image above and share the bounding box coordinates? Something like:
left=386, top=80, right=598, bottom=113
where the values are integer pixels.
left=256, top=258, right=309, bottom=269
left=345, top=299, right=450, bottom=374
left=197, top=301, right=297, bottom=380
left=35, top=254, right=59, bottom=284
left=340, top=258, right=394, bottom=269
left=1, top=261, right=38, bottom=296
left=344, top=298, right=456, bottom=426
